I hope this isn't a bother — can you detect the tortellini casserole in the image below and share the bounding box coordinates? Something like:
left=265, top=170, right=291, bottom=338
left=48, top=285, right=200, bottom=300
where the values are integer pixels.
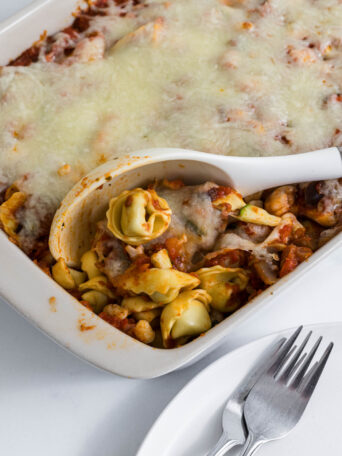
left=0, top=0, right=342, bottom=350
left=23, top=178, right=342, bottom=348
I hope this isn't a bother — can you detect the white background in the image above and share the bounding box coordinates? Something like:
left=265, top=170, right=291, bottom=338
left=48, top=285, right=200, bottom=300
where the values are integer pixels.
left=1, top=2, right=342, bottom=455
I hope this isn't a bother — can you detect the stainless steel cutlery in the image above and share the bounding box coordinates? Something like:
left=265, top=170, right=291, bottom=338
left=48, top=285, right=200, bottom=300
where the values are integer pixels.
left=208, top=327, right=333, bottom=456
left=206, top=337, right=285, bottom=456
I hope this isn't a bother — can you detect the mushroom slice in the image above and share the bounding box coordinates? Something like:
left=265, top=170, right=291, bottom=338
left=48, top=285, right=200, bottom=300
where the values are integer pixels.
left=195, top=265, right=248, bottom=312
left=113, top=268, right=200, bottom=304
left=160, top=289, right=212, bottom=348
left=106, top=188, right=171, bottom=245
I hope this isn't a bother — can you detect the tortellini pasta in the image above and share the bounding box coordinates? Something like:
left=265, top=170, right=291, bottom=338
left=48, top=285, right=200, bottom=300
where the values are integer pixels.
left=195, top=266, right=249, bottom=312
left=81, top=290, right=108, bottom=314
left=79, top=275, right=115, bottom=298
left=133, top=308, right=162, bottom=323
left=81, top=250, right=101, bottom=279
left=151, top=249, right=172, bottom=269
left=106, top=188, right=171, bottom=245
left=260, top=213, right=304, bottom=250
left=236, top=204, right=281, bottom=227
left=0, top=191, right=26, bottom=239
left=211, top=188, right=246, bottom=212
left=114, top=268, right=200, bottom=304
left=121, top=296, right=163, bottom=312
left=46, top=178, right=323, bottom=349
left=52, top=258, right=87, bottom=290
left=160, top=289, right=212, bottom=347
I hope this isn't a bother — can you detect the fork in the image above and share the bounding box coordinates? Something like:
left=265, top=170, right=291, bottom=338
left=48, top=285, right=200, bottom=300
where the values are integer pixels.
left=206, top=336, right=287, bottom=456
left=239, top=327, right=334, bottom=456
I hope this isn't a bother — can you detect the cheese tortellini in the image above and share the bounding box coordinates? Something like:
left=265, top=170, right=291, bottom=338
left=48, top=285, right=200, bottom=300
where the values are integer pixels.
left=196, top=266, right=249, bottom=312
left=106, top=188, right=171, bottom=245
left=52, top=258, right=87, bottom=290
left=121, top=295, right=163, bottom=312
left=150, top=249, right=172, bottom=269
left=79, top=275, right=115, bottom=298
left=160, top=289, right=212, bottom=347
left=211, top=188, right=246, bottom=212
left=0, top=191, right=26, bottom=240
left=114, top=268, right=200, bottom=304
left=47, top=177, right=322, bottom=349
left=81, top=290, right=108, bottom=313
left=80, top=250, right=101, bottom=279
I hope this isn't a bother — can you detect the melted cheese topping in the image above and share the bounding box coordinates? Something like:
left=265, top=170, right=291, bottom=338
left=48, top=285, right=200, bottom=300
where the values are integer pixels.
left=1, top=0, right=342, bottom=243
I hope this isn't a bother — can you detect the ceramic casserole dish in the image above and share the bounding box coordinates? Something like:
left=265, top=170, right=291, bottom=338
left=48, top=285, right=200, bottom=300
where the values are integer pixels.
left=0, top=0, right=341, bottom=378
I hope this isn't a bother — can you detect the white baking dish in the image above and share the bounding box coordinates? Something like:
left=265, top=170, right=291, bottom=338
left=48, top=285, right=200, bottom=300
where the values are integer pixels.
left=0, top=0, right=341, bottom=379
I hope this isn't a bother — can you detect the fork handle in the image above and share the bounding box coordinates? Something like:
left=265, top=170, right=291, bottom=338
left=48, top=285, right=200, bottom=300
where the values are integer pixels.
left=207, top=433, right=240, bottom=456
left=238, top=432, right=265, bottom=456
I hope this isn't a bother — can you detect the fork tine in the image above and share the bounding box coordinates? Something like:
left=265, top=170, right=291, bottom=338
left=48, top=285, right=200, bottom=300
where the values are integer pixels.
left=299, top=342, right=334, bottom=397
left=301, top=361, right=318, bottom=385
left=271, top=345, right=298, bottom=378
left=278, top=345, right=297, bottom=370
left=291, top=352, right=308, bottom=378
left=280, top=351, right=308, bottom=384
left=278, top=331, right=312, bottom=383
left=268, top=326, right=303, bottom=376
left=290, top=336, right=322, bottom=389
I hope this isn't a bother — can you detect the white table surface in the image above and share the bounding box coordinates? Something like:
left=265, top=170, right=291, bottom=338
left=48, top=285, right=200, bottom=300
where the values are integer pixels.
left=1, top=2, right=342, bottom=455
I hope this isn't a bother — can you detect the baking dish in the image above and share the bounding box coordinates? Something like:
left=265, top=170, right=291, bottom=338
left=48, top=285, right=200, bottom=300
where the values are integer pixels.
left=0, top=0, right=341, bottom=378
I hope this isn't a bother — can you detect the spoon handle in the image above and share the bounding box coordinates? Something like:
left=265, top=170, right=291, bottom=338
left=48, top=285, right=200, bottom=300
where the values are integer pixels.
left=238, top=432, right=265, bottom=456
left=214, top=147, right=342, bottom=196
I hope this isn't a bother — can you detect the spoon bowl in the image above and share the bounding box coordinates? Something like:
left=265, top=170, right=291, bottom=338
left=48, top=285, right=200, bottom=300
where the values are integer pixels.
left=49, top=147, right=342, bottom=267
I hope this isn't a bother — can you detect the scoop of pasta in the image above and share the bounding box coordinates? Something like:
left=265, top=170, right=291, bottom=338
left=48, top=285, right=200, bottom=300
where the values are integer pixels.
left=106, top=188, right=171, bottom=245
left=160, top=289, right=212, bottom=348
left=196, top=265, right=248, bottom=312
left=113, top=267, right=200, bottom=304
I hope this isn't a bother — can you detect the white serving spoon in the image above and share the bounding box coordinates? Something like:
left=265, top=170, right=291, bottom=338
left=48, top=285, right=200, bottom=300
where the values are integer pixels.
left=49, top=147, right=342, bottom=267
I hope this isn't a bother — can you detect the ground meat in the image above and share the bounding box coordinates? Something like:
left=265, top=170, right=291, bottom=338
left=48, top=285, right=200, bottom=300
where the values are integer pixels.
left=279, top=244, right=312, bottom=278
left=231, top=222, right=271, bottom=243
left=298, top=179, right=342, bottom=226
left=92, top=220, right=131, bottom=281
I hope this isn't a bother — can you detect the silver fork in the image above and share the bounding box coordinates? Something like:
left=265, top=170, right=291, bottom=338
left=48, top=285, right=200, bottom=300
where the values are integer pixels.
left=206, top=336, right=288, bottom=456
left=239, top=327, right=334, bottom=456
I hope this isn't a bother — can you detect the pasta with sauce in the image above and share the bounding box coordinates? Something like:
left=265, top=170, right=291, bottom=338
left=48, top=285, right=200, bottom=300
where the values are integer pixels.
left=0, top=0, right=342, bottom=347
left=22, top=178, right=340, bottom=348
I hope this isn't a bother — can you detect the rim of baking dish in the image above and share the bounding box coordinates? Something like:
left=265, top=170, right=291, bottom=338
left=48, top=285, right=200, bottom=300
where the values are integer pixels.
left=1, top=227, right=341, bottom=378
